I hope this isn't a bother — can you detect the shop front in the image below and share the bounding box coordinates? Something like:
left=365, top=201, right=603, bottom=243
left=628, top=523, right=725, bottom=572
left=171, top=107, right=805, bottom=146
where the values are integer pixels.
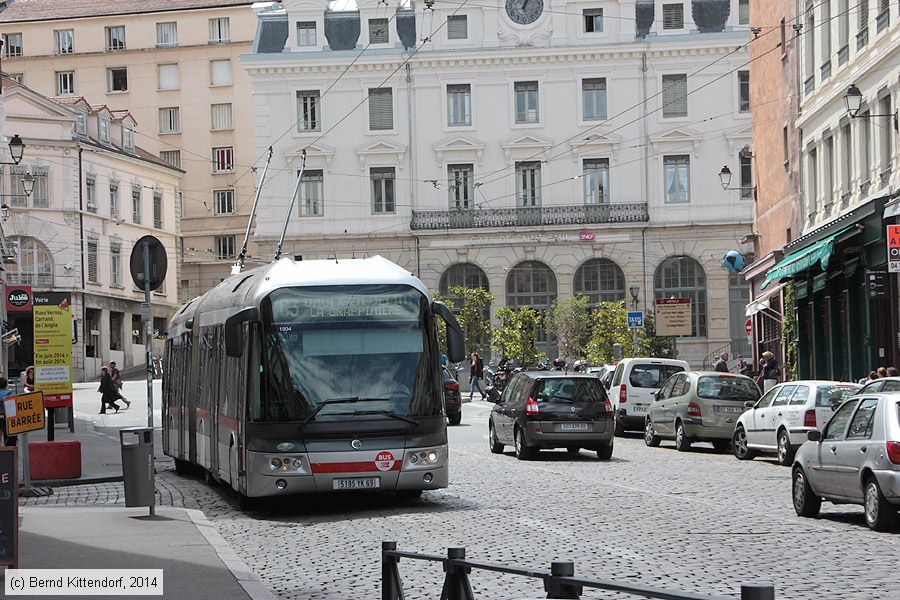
left=760, top=194, right=898, bottom=382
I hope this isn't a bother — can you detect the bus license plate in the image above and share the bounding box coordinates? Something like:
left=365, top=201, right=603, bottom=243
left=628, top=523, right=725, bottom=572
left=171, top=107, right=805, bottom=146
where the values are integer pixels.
left=333, top=477, right=380, bottom=490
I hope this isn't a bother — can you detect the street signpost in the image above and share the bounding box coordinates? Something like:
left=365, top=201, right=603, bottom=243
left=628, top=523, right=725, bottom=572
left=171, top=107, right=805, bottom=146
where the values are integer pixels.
left=627, top=311, right=644, bottom=329
left=4, top=391, right=46, bottom=498
left=32, top=292, right=73, bottom=441
left=130, top=235, right=168, bottom=432
left=655, top=298, right=692, bottom=336
left=887, top=225, right=900, bottom=273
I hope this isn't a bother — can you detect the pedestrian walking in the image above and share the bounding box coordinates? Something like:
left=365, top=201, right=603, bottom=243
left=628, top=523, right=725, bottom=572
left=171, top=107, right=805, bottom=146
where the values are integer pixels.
left=714, top=352, right=729, bottom=373
left=109, top=361, right=131, bottom=408
left=469, top=352, right=486, bottom=401
left=0, top=376, right=16, bottom=447
left=876, top=366, right=888, bottom=378
left=737, top=355, right=750, bottom=376
left=887, top=366, right=899, bottom=377
left=760, top=351, right=778, bottom=392
left=98, top=366, right=121, bottom=414
left=23, top=365, right=35, bottom=392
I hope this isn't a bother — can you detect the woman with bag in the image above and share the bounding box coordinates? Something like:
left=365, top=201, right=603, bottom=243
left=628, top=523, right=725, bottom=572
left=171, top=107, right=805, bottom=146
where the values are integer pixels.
left=469, top=352, right=486, bottom=401
left=98, top=366, right=122, bottom=414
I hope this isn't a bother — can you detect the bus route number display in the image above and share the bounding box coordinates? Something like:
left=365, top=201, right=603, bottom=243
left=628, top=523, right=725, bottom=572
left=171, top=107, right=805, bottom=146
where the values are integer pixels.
left=273, top=293, right=419, bottom=322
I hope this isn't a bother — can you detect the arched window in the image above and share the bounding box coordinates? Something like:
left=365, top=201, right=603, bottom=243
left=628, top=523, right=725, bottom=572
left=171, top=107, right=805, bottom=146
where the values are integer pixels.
left=439, top=262, right=489, bottom=305
left=7, top=236, right=53, bottom=287
left=654, top=256, right=707, bottom=337
left=506, top=261, right=557, bottom=356
left=574, top=258, right=626, bottom=306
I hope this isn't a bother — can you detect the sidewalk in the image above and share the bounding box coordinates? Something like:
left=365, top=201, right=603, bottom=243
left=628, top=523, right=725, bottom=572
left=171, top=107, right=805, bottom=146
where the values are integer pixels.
left=7, top=505, right=274, bottom=600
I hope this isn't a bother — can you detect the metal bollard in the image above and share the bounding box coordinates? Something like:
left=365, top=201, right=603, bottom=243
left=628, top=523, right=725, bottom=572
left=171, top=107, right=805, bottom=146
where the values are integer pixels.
left=381, top=541, right=403, bottom=600
left=544, top=561, right=581, bottom=599
left=440, top=547, right=475, bottom=600
left=741, top=584, right=775, bottom=600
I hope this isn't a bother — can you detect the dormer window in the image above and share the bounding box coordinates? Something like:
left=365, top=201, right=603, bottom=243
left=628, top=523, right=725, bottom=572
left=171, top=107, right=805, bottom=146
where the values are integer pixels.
left=123, top=123, right=134, bottom=152
left=99, top=117, right=110, bottom=143
left=369, top=19, right=389, bottom=44
left=75, top=111, right=87, bottom=136
left=662, top=4, right=684, bottom=29
left=297, top=22, right=316, bottom=46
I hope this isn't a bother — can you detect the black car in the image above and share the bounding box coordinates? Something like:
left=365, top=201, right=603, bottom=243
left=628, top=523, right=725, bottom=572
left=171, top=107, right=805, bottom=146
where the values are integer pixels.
left=488, top=372, right=615, bottom=460
left=443, top=367, right=462, bottom=425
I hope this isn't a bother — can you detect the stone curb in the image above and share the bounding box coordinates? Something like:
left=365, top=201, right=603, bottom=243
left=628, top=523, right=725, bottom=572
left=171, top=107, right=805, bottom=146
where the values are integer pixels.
left=182, top=508, right=280, bottom=600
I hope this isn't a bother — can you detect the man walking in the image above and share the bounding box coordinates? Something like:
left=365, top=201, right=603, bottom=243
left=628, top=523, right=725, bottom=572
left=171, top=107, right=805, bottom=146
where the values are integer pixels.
left=714, top=353, right=729, bottom=373
left=109, top=361, right=131, bottom=408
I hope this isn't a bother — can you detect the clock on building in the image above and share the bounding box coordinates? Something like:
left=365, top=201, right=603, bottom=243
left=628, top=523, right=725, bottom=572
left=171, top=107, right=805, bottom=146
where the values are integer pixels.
left=505, top=0, right=544, bottom=25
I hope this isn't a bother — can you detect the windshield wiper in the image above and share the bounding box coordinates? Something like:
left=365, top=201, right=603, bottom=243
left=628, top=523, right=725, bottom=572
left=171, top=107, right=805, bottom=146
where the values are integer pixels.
left=338, top=410, right=419, bottom=425
left=299, top=397, right=392, bottom=427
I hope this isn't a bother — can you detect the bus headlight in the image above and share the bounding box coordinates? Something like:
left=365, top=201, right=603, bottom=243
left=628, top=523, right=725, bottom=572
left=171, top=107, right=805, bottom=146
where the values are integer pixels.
left=270, top=458, right=282, bottom=470
left=406, top=448, right=443, bottom=468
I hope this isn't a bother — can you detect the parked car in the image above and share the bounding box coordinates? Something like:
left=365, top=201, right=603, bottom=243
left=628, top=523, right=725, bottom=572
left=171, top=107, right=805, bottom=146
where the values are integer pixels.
left=732, top=381, right=860, bottom=465
left=587, top=364, right=616, bottom=390
left=488, top=371, right=615, bottom=460
left=643, top=372, right=760, bottom=452
left=859, top=376, right=900, bottom=394
left=792, top=393, right=900, bottom=531
left=609, top=358, right=689, bottom=435
left=442, top=366, right=462, bottom=426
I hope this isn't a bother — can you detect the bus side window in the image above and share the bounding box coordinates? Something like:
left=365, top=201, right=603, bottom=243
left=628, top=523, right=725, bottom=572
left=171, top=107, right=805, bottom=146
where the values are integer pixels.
left=247, top=322, right=263, bottom=421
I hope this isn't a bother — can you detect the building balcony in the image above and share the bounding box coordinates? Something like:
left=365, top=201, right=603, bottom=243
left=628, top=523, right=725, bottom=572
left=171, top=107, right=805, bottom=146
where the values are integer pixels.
left=410, top=202, right=649, bottom=231
left=876, top=10, right=889, bottom=34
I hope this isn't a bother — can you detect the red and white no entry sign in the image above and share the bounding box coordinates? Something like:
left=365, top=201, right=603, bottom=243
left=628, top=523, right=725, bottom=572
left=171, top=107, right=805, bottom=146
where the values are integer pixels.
left=745, top=318, right=752, bottom=336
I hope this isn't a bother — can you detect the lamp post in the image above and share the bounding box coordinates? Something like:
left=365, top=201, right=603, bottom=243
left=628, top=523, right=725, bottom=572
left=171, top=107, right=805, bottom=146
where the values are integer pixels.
left=843, top=83, right=898, bottom=130
left=629, top=284, right=640, bottom=356
left=1, top=134, right=26, bottom=165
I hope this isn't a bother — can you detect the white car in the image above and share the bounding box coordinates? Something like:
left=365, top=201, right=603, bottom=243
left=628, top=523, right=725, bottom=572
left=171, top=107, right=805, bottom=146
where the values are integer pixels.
left=609, top=358, right=689, bottom=436
left=586, top=364, right=615, bottom=390
left=732, top=380, right=860, bottom=465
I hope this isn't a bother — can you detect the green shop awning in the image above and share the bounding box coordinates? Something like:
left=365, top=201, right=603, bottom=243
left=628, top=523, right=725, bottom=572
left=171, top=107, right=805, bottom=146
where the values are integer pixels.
left=760, top=228, right=850, bottom=290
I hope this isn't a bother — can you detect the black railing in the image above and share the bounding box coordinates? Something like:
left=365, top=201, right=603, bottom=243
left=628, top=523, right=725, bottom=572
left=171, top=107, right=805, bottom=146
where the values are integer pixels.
left=381, top=542, right=776, bottom=600
left=410, top=203, right=649, bottom=230
left=876, top=9, right=889, bottom=33
left=837, top=44, right=849, bottom=66
left=803, top=75, right=815, bottom=96
left=856, top=27, right=869, bottom=50
left=820, top=60, right=831, bottom=80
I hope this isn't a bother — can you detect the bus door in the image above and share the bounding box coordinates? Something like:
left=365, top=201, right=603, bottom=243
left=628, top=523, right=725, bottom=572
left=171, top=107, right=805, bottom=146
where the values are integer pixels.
left=187, top=330, right=199, bottom=466
left=208, top=326, right=222, bottom=478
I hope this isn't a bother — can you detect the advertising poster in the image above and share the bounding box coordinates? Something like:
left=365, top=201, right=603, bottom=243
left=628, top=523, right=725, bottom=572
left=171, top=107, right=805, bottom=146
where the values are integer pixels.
left=655, top=298, right=692, bottom=336
left=32, top=292, right=73, bottom=409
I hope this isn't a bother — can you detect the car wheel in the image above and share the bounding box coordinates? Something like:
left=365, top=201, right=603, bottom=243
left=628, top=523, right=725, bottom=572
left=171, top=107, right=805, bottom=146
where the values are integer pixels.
left=792, top=467, right=821, bottom=518
left=674, top=421, right=691, bottom=452
left=514, top=426, right=534, bottom=461
left=448, top=412, right=462, bottom=426
left=596, top=443, right=613, bottom=460
left=174, top=458, right=194, bottom=476
left=643, top=419, right=661, bottom=447
left=864, top=477, right=899, bottom=532
left=614, top=418, right=626, bottom=437
left=488, top=420, right=504, bottom=454
left=732, top=426, right=756, bottom=460
left=566, top=446, right=580, bottom=455
left=776, top=429, right=796, bottom=466
left=712, top=440, right=730, bottom=453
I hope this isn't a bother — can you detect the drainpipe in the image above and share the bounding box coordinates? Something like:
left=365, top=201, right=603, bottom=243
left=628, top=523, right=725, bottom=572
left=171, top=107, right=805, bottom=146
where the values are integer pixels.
left=406, top=63, right=418, bottom=275
left=640, top=51, right=651, bottom=310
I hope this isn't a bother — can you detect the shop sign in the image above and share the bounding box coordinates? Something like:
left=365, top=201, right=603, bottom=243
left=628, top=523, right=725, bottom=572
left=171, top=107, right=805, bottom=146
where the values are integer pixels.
left=32, top=292, right=73, bottom=409
left=5, top=285, right=32, bottom=312
left=888, top=225, right=900, bottom=273
left=655, top=298, right=692, bottom=336
left=579, top=231, right=596, bottom=241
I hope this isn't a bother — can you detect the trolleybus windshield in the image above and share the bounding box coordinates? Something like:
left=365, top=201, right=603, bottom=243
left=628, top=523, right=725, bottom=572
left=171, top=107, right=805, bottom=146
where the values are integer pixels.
left=256, top=285, right=440, bottom=423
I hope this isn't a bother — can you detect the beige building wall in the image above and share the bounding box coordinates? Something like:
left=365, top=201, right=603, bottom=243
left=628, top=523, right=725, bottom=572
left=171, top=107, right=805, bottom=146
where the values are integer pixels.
left=0, top=1, right=258, bottom=302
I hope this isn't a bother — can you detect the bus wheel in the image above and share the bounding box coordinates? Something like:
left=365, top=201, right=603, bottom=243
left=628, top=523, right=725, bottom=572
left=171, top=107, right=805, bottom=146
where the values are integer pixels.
left=174, top=459, right=193, bottom=476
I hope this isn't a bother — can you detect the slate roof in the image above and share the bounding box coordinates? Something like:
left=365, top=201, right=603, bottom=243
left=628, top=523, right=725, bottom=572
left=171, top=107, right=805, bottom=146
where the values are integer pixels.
left=257, top=16, right=288, bottom=53
left=396, top=9, right=415, bottom=50
left=0, top=0, right=255, bottom=23
left=324, top=11, right=360, bottom=51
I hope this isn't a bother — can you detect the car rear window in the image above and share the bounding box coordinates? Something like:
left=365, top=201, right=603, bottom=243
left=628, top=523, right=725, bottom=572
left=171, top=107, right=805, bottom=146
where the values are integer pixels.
left=442, top=368, right=455, bottom=383
left=697, top=376, right=761, bottom=401
left=535, top=378, right=607, bottom=404
left=629, top=365, right=684, bottom=389
left=816, top=385, right=860, bottom=407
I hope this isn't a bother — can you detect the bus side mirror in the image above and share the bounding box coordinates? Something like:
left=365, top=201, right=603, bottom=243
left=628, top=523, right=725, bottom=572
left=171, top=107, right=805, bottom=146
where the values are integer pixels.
left=224, top=307, right=258, bottom=357
left=432, top=301, right=465, bottom=363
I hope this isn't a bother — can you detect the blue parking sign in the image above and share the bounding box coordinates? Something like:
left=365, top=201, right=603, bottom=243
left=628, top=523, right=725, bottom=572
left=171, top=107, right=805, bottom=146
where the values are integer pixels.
left=627, top=311, right=644, bottom=329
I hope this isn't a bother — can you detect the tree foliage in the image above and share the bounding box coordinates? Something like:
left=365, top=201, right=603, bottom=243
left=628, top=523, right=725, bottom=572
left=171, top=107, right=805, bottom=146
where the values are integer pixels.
left=491, top=306, right=545, bottom=365
left=782, top=285, right=797, bottom=380
left=448, top=285, right=494, bottom=355
left=585, top=301, right=674, bottom=364
left=547, top=295, right=592, bottom=359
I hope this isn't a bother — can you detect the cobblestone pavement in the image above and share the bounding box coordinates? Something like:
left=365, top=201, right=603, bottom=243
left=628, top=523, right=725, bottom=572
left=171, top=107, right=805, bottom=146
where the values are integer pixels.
left=24, top=402, right=899, bottom=599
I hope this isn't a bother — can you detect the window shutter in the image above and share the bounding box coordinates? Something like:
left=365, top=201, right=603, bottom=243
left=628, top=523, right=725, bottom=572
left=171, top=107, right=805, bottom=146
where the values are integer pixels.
left=87, top=241, right=98, bottom=282
left=663, top=4, right=684, bottom=29
left=211, top=60, right=231, bottom=85
left=739, top=0, right=750, bottom=25
left=158, top=64, right=179, bottom=89
left=447, top=16, right=468, bottom=39
left=153, top=193, right=163, bottom=229
left=369, top=19, right=389, bottom=43
left=662, top=74, right=687, bottom=117
left=369, top=88, right=393, bottom=130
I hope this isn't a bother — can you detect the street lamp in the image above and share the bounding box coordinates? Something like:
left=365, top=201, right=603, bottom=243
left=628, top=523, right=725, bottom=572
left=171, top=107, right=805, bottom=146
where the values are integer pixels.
left=843, top=83, right=899, bottom=129
left=718, top=165, right=732, bottom=190
left=0, top=172, right=35, bottom=221
left=0, top=204, right=9, bottom=221
left=2, top=135, right=25, bottom=165
left=22, top=171, right=34, bottom=196
left=629, top=284, right=640, bottom=309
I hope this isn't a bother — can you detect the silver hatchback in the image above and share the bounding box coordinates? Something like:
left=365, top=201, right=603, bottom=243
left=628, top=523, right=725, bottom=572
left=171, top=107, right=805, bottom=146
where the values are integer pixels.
left=792, top=393, right=900, bottom=531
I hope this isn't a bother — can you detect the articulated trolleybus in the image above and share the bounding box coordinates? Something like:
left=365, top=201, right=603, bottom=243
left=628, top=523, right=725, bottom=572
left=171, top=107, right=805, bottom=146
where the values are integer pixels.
left=163, top=256, right=464, bottom=505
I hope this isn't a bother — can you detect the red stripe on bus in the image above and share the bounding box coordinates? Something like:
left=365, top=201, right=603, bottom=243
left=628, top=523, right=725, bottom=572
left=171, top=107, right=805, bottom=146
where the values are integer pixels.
left=310, top=461, right=402, bottom=474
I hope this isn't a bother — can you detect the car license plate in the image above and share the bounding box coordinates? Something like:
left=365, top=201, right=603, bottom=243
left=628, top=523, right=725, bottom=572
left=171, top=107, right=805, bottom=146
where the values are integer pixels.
left=715, top=405, right=744, bottom=414
left=631, top=405, right=648, bottom=413
left=333, top=477, right=380, bottom=490
left=557, top=422, right=590, bottom=432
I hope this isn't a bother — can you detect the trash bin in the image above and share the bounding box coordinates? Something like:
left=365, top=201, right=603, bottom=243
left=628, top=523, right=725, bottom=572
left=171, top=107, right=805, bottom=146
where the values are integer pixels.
left=119, top=427, right=155, bottom=508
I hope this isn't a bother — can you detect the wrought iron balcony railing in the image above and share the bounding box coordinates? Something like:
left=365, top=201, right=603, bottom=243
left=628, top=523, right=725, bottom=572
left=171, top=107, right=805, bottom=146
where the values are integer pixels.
left=410, top=202, right=649, bottom=231
left=876, top=9, right=889, bottom=33
left=856, top=27, right=869, bottom=50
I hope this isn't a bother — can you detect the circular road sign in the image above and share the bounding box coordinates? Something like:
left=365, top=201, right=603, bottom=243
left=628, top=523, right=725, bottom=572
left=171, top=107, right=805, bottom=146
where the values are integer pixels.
left=129, top=235, right=168, bottom=291
left=745, top=318, right=752, bottom=337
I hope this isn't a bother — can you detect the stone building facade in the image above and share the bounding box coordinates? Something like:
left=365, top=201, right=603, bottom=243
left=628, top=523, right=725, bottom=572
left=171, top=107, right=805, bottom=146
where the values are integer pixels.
left=0, top=0, right=258, bottom=302
left=2, top=77, right=182, bottom=381
left=244, top=0, right=757, bottom=367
